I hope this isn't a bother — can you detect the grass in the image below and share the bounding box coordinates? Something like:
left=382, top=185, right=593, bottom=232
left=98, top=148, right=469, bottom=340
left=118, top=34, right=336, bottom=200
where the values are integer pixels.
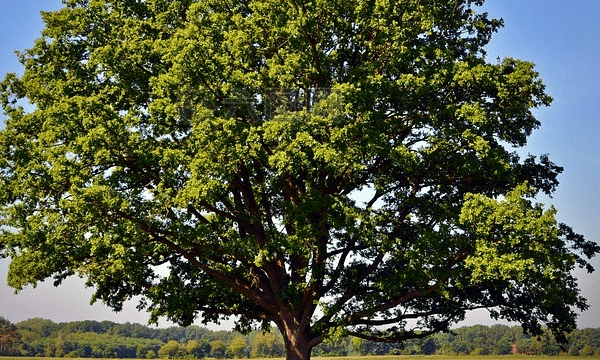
left=3, top=357, right=600, bottom=360
left=226, top=357, right=598, bottom=360
left=307, top=357, right=600, bottom=360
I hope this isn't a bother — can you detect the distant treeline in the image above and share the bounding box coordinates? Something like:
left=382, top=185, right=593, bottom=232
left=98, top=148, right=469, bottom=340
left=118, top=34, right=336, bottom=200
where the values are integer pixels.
left=6, top=318, right=600, bottom=358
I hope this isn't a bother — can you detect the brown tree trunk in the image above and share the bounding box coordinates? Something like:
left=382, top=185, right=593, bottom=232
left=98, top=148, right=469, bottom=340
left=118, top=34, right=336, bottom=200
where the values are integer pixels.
left=285, top=343, right=312, bottom=360
left=283, top=334, right=313, bottom=360
left=277, top=317, right=317, bottom=360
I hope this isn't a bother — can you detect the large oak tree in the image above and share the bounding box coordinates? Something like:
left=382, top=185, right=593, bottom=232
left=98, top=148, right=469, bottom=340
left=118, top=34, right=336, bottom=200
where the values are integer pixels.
left=1, top=1, right=598, bottom=359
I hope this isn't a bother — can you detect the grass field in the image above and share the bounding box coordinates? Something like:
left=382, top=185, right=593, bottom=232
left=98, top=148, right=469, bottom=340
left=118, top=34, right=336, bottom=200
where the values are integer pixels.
left=303, top=357, right=600, bottom=360
left=3, top=356, right=600, bottom=360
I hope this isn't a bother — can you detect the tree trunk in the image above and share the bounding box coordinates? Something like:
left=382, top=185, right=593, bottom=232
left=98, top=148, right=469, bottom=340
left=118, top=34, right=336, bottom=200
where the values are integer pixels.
left=284, top=337, right=313, bottom=360
left=278, top=318, right=317, bottom=360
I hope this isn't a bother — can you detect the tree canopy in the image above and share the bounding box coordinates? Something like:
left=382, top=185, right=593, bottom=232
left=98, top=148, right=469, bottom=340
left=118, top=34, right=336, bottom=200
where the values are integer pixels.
left=0, top=317, right=22, bottom=355
left=1, top=0, right=598, bottom=359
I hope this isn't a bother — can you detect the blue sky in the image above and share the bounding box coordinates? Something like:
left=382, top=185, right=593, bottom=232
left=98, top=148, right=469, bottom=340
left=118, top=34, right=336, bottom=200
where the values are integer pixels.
left=0, top=0, right=599, bottom=329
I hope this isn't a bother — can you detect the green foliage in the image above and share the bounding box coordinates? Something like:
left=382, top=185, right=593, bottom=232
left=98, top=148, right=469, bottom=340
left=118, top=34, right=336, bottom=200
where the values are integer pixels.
left=184, top=339, right=201, bottom=358
left=470, top=348, right=486, bottom=356
left=251, top=332, right=285, bottom=358
left=22, top=332, right=163, bottom=358
left=15, top=319, right=238, bottom=358
left=580, top=346, right=595, bottom=357
left=228, top=335, right=248, bottom=358
left=158, top=340, right=181, bottom=359
left=210, top=340, right=227, bottom=359
left=0, top=317, right=22, bottom=356
left=9, top=319, right=600, bottom=358
left=312, top=337, right=354, bottom=357
left=351, top=337, right=364, bottom=356
left=1, top=0, right=598, bottom=358
left=15, top=318, right=59, bottom=341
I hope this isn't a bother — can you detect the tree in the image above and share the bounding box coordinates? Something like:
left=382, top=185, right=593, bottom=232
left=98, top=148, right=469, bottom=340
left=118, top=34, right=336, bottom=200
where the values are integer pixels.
left=185, top=339, right=203, bottom=358
left=351, top=337, right=365, bottom=356
left=580, top=345, right=595, bottom=357
left=1, top=0, right=598, bottom=359
left=0, top=317, right=22, bottom=355
left=515, top=338, right=537, bottom=355
left=492, top=336, right=513, bottom=355
left=16, top=318, right=59, bottom=339
left=228, top=336, right=247, bottom=358
left=158, top=340, right=180, bottom=359
left=251, top=332, right=285, bottom=358
left=209, top=340, right=226, bottom=359
left=568, top=345, right=580, bottom=356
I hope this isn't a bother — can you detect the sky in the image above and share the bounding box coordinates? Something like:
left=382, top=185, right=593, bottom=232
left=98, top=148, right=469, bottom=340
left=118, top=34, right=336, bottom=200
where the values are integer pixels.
left=0, top=0, right=599, bottom=330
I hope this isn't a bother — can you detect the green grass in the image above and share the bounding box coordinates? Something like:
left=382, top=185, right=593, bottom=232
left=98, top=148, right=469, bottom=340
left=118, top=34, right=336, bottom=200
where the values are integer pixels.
left=236, top=357, right=600, bottom=360
left=4, top=357, right=600, bottom=360
left=307, top=357, right=600, bottom=360
left=249, top=357, right=600, bottom=360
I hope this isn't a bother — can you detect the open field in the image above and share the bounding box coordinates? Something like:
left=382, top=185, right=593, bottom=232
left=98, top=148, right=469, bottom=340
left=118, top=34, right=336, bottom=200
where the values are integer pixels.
left=248, top=357, right=600, bottom=360
left=4, top=357, right=600, bottom=360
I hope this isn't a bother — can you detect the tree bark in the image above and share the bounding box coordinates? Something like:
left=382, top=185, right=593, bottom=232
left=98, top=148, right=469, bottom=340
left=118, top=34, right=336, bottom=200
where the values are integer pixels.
left=277, top=317, right=316, bottom=360
left=283, top=336, right=313, bottom=360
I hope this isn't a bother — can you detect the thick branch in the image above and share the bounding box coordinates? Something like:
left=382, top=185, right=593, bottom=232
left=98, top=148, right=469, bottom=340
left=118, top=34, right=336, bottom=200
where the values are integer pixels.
left=316, top=251, right=386, bottom=326
left=351, top=304, right=490, bottom=327
left=109, top=208, right=279, bottom=314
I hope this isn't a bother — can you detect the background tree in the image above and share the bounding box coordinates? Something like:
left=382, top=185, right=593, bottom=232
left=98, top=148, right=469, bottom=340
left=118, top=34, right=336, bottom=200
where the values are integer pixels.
left=311, top=337, right=352, bottom=357
left=158, top=340, right=180, bottom=359
left=194, top=339, right=211, bottom=358
left=1, top=0, right=598, bottom=359
left=351, top=337, right=365, bottom=356
left=11, top=319, right=600, bottom=358
left=209, top=340, right=226, bottom=359
left=579, top=345, right=595, bottom=357
left=16, top=318, right=59, bottom=340
left=228, top=335, right=247, bottom=358
left=0, top=317, right=22, bottom=355
left=185, top=339, right=201, bottom=358
left=492, top=336, right=513, bottom=355
left=251, top=332, right=285, bottom=358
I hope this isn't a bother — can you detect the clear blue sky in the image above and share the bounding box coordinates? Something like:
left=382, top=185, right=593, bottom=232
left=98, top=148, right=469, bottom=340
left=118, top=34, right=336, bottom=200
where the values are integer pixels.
left=0, top=0, right=599, bottom=329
